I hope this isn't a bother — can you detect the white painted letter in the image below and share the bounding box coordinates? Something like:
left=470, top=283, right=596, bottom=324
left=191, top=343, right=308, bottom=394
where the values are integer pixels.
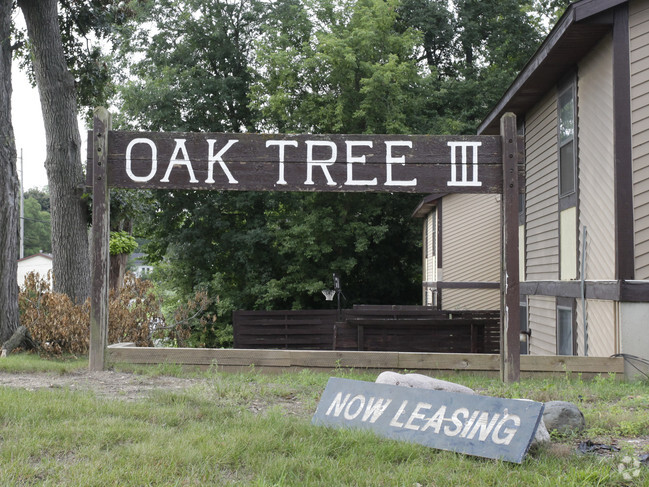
left=305, top=140, right=337, bottom=186
left=492, top=412, right=520, bottom=446
left=362, top=397, right=392, bottom=423
left=344, top=395, right=366, bottom=420
left=385, top=141, right=416, bottom=186
left=404, top=402, right=432, bottom=431
left=389, top=400, right=409, bottom=428
left=421, top=405, right=447, bottom=434
left=326, top=392, right=351, bottom=417
left=345, top=141, right=377, bottom=186
left=447, top=141, right=483, bottom=187
left=466, top=412, right=500, bottom=442
left=160, top=139, right=198, bottom=183
left=443, top=408, right=468, bottom=437
left=459, top=410, right=481, bottom=438
left=126, top=138, right=157, bottom=182
left=266, top=140, right=298, bottom=185
left=206, top=139, right=239, bottom=184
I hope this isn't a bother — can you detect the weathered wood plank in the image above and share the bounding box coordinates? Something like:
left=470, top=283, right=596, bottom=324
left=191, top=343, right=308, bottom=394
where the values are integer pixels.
left=86, top=131, right=526, bottom=194
left=107, top=345, right=625, bottom=376
left=89, top=108, right=111, bottom=372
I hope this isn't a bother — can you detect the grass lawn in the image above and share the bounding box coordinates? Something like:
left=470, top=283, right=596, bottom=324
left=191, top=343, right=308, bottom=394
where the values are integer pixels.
left=0, top=354, right=647, bottom=486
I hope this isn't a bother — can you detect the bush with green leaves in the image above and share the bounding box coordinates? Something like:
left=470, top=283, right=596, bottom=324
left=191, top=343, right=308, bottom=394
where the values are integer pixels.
left=109, top=230, right=138, bottom=256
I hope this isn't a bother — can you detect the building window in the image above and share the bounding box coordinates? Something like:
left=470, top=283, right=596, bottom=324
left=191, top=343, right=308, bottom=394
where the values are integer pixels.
left=558, top=83, right=576, bottom=198
left=557, top=299, right=575, bottom=355
left=558, top=78, right=578, bottom=280
left=520, top=297, right=529, bottom=355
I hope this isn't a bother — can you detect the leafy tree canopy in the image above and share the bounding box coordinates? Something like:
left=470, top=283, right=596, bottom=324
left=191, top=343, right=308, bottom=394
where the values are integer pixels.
left=110, top=0, right=555, bottom=345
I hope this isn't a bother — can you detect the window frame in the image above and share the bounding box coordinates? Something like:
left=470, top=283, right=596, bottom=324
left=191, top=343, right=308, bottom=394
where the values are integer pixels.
left=557, top=78, right=578, bottom=210
left=556, top=297, right=576, bottom=356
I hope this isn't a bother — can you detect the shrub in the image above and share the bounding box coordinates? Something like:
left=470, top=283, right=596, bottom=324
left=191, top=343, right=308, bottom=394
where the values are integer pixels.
left=18, top=272, right=159, bottom=356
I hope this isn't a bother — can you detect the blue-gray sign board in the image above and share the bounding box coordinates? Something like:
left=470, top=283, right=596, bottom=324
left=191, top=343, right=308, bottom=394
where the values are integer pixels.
left=312, top=378, right=544, bottom=463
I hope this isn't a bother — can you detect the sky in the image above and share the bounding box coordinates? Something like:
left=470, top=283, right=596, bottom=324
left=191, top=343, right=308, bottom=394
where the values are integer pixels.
left=11, top=59, right=89, bottom=192
left=11, top=60, right=48, bottom=191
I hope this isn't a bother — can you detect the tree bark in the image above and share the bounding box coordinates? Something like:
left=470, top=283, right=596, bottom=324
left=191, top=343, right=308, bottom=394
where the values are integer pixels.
left=109, top=253, right=128, bottom=291
left=1, top=325, right=37, bottom=357
left=0, top=0, right=21, bottom=344
left=18, top=0, right=90, bottom=304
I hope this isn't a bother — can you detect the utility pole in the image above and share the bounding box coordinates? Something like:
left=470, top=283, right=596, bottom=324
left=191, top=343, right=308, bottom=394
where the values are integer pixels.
left=19, top=148, right=24, bottom=260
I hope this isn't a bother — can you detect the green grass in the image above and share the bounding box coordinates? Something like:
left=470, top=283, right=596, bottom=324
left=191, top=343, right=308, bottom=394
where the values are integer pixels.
left=0, top=353, right=87, bottom=374
left=0, top=355, right=648, bottom=486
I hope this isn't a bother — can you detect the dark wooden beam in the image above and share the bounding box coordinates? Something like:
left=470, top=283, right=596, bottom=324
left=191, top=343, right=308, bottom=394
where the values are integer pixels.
left=89, top=108, right=111, bottom=371
left=613, top=4, right=635, bottom=280
left=500, top=113, right=521, bottom=383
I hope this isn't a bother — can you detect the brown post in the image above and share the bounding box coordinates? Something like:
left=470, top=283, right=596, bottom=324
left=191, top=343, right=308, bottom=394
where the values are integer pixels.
left=89, top=107, right=111, bottom=371
left=500, top=113, right=520, bottom=382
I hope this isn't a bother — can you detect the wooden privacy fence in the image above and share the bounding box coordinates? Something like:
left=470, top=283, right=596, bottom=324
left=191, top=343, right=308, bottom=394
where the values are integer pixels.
left=233, top=306, right=500, bottom=353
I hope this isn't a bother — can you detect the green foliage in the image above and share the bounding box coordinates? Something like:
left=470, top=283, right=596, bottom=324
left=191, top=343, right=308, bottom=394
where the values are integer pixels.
left=114, top=0, right=261, bottom=132
left=13, top=1, right=135, bottom=119
left=252, top=0, right=422, bottom=134
left=109, top=230, right=138, bottom=256
left=110, top=0, right=557, bottom=346
left=22, top=196, right=51, bottom=256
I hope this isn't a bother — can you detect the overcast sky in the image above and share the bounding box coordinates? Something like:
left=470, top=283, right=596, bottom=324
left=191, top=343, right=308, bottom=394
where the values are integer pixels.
left=11, top=59, right=89, bottom=192
left=11, top=59, right=48, bottom=191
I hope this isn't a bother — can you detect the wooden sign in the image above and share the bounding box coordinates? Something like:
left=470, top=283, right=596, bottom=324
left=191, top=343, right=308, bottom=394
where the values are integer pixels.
left=86, top=131, right=523, bottom=194
left=312, top=377, right=543, bottom=463
left=88, top=109, right=523, bottom=385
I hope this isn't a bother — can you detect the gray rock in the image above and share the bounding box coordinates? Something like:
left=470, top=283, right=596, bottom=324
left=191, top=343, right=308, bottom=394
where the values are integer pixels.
left=375, top=371, right=475, bottom=395
left=543, top=400, right=585, bottom=434
left=532, top=418, right=551, bottom=446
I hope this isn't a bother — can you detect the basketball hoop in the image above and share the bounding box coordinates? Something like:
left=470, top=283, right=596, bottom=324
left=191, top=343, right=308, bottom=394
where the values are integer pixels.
left=322, top=289, right=336, bottom=301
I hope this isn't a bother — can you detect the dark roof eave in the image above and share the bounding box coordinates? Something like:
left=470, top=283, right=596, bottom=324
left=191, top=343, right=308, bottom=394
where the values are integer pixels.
left=411, top=193, right=446, bottom=218
left=477, top=0, right=623, bottom=135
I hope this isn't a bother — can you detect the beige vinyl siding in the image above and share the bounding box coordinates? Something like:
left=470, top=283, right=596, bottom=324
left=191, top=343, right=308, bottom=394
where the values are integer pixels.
left=631, top=0, right=649, bottom=279
left=585, top=300, right=617, bottom=357
left=578, top=35, right=616, bottom=280
left=441, top=193, right=500, bottom=310
left=525, top=91, right=559, bottom=281
left=528, top=295, right=556, bottom=355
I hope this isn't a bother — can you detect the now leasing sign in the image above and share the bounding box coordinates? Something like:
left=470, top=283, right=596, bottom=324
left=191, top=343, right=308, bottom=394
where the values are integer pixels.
left=87, top=131, right=521, bottom=194
left=312, top=378, right=544, bottom=463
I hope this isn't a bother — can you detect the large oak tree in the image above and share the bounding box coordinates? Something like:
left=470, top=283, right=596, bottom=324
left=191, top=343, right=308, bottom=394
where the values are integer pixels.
left=18, top=0, right=90, bottom=303
left=0, top=0, right=19, bottom=344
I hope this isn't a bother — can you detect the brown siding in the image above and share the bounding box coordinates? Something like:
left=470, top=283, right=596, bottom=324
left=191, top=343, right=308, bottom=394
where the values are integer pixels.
left=440, top=193, right=500, bottom=310
left=578, top=35, right=616, bottom=281
left=525, top=91, right=559, bottom=281
left=630, top=0, right=649, bottom=279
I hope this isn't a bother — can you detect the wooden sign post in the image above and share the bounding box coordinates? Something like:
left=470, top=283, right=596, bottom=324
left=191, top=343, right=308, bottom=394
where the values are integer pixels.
left=88, top=110, right=523, bottom=381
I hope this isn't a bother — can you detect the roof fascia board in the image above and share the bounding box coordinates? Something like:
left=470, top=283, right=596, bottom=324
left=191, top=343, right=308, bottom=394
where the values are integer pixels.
left=478, top=0, right=624, bottom=135
left=477, top=7, right=576, bottom=134
left=574, top=0, right=627, bottom=21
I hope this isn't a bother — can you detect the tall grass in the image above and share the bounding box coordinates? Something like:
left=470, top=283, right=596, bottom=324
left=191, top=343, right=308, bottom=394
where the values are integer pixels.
left=0, top=355, right=647, bottom=486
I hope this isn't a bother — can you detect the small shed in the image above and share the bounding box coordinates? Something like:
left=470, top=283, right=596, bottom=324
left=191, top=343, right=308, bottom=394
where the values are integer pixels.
left=17, top=253, right=53, bottom=287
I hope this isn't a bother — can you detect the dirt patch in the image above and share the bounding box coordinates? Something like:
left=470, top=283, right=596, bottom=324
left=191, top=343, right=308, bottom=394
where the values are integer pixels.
left=0, top=370, right=202, bottom=401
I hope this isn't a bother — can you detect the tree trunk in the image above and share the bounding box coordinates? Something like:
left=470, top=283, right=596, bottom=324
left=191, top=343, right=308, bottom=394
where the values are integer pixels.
left=0, top=0, right=20, bottom=344
left=18, top=0, right=90, bottom=304
left=109, top=253, right=128, bottom=291
left=1, top=325, right=37, bottom=357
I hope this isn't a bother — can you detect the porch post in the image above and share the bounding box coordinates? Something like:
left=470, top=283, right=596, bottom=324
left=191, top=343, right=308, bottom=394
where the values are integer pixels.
left=500, top=112, right=521, bottom=382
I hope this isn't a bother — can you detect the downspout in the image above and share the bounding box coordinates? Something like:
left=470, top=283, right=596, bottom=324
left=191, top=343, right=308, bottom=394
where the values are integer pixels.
left=580, top=225, right=588, bottom=356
